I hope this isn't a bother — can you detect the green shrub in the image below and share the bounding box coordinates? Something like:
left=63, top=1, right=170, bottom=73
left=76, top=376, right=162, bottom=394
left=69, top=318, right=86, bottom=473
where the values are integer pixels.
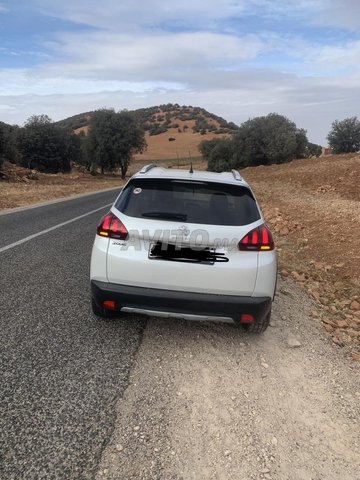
left=327, top=117, right=360, bottom=153
left=201, top=113, right=309, bottom=171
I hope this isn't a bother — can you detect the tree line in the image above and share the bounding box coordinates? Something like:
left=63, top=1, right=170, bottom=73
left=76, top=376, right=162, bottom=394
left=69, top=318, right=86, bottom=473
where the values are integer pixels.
left=1, top=109, right=360, bottom=175
left=0, top=109, right=146, bottom=178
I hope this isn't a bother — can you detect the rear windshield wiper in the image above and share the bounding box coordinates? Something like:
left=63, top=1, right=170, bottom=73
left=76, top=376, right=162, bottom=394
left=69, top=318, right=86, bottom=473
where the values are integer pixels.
left=142, top=212, right=187, bottom=221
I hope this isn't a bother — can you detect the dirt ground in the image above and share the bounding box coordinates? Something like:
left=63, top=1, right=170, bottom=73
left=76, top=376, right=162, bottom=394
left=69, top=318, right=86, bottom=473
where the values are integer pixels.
left=95, top=277, right=360, bottom=480
left=133, top=120, right=229, bottom=161
left=242, top=154, right=360, bottom=353
left=0, top=162, right=124, bottom=210
left=0, top=158, right=200, bottom=211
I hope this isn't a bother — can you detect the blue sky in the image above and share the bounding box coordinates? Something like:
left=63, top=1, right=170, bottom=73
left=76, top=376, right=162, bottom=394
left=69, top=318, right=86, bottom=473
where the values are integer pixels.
left=1, top=0, right=360, bottom=144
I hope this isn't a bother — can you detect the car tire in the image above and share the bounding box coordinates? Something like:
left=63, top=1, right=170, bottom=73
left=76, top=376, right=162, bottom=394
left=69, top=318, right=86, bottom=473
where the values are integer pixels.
left=244, top=310, right=271, bottom=334
left=91, top=298, right=114, bottom=319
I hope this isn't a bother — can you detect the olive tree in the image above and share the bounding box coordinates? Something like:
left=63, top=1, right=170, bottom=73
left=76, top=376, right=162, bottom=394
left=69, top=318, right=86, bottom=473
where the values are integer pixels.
left=202, top=113, right=309, bottom=172
left=17, top=115, right=80, bottom=173
left=87, top=109, right=147, bottom=177
left=327, top=117, right=360, bottom=153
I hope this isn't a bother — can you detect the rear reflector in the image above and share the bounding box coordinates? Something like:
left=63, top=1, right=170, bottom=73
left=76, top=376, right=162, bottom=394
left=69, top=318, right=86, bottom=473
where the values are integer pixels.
left=240, top=314, right=254, bottom=324
left=238, top=224, right=274, bottom=251
left=97, top=212, right=128, bottom=240
left=102, top=300, right=116, bottom=310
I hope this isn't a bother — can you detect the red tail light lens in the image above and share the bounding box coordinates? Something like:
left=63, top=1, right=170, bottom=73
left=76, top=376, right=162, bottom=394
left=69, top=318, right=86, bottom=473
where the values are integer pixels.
left=97, top=212, right=128, bottom=240
left=238, top=225, right=274, bottom=251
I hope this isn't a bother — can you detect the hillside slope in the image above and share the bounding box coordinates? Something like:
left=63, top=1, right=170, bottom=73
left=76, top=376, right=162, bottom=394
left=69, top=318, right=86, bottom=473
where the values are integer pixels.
left=133, top=120, right=229, bottom=161
left=58, top=104, right=237, bottom=160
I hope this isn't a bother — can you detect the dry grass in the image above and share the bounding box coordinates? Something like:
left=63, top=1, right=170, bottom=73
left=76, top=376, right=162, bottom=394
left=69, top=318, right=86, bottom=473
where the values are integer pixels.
left=134, top=121, right=229, bottom=161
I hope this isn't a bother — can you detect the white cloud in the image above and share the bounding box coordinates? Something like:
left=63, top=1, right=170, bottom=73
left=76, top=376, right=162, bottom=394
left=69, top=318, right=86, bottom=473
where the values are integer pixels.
left=1, top=0, right=360, bottom=147
left=33, top=0, right=360, bottom=31
left=0, top=69, right=184, bottom=96
left=269, top=37, right=360, bottom=76
left=242, top=0, right=360, bottom=30
left=37, top=31, right=268, bottom=82
left=312, top=0, right=360, bottom=30
left=304, top=40, right=360, bottom=73
left=34, top=0, right=248, bottom=29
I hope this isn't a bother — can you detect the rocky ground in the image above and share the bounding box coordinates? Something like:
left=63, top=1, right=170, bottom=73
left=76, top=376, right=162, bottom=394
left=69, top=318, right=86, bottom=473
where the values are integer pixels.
left=243, top=154, right=360, bottom=355
left=95, top=277, right=360, bottom=480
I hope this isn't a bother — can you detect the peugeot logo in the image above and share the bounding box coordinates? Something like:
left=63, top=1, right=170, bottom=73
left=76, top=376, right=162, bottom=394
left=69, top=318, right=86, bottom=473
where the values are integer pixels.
left=178, top=225, right=190, bottom=236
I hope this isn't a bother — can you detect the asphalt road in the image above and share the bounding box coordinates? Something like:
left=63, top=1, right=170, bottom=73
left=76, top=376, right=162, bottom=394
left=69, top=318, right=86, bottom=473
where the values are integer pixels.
left=0, top=189, right=146, bottom=480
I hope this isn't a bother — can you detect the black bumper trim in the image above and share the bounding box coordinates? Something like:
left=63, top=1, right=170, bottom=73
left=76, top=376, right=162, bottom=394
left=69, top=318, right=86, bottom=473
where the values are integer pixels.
left=91, top=280, right=272, bottom=323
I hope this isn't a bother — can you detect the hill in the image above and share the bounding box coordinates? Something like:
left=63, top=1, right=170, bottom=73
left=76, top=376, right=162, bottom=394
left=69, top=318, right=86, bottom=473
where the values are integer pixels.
left=56, top=104, right=239, bottom=160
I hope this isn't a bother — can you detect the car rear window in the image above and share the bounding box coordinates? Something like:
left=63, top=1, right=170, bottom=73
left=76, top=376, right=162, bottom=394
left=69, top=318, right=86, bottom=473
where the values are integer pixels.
left=115, top=178, right=260, bottom=226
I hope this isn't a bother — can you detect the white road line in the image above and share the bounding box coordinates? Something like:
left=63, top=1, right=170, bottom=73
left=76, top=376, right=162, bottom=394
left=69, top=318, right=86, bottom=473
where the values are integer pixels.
left=0, top=204, right=112, bottom=254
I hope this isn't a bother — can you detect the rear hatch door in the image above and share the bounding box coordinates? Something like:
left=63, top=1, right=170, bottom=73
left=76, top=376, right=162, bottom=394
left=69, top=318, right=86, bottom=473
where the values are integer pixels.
left=106, top=177, right=262, bottom=296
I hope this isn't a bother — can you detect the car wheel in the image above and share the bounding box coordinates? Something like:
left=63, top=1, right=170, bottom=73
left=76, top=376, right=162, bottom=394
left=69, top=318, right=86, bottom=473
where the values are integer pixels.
left=91, top=298, right=114, bottom=319
left=244, top=310, right=271, bottom=334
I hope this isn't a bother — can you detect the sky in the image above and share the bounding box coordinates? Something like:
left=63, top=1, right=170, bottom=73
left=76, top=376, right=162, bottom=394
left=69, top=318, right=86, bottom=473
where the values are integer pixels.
left=1, top=1, right=360, bottom=145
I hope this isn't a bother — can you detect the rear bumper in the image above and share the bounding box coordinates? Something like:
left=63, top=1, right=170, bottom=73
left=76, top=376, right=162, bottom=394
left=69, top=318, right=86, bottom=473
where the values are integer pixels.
left=91, top=280, right=272, bottom=323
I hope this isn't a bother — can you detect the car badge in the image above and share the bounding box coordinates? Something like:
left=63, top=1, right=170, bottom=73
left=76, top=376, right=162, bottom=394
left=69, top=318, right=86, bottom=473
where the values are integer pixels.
left=178, top=225, right=190, bottom=236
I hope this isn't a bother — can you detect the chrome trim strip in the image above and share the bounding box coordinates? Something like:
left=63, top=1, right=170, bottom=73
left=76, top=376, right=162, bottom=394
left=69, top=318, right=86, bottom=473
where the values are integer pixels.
left=121, top=307, right=234, bottom=323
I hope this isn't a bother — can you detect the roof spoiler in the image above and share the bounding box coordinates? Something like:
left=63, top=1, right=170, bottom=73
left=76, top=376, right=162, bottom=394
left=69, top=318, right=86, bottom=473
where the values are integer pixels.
left=231, top=169, right=243, bottom=181
left=139, top=163, right=157, bottom=174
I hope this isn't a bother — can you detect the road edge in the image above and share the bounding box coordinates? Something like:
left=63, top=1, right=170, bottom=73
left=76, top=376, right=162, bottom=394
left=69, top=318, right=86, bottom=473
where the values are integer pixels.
left=0, top=186, right=122, bottom=217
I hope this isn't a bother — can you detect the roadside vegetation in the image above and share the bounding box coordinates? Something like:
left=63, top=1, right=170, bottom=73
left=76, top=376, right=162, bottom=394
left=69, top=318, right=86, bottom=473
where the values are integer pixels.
left=1, top=115, right=81, bottom=175
left=0, top=121, right=18, bottom=170
left=200, top=113, right=322, bottom=171
left=0, top=109, right=147, bottom=177
left=85, top=109, right=146, bottom=178
left=17, top=115, right=81, bottom=173
left=327, top=117, right=360, bottom=153
left=1, top=105, right=359, bottom=178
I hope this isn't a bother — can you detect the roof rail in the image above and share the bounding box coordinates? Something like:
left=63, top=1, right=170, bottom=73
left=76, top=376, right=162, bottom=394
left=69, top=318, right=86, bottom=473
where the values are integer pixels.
left=139, top=163, right=157, bottom=174
left=231, top=169, right=242, bottom=181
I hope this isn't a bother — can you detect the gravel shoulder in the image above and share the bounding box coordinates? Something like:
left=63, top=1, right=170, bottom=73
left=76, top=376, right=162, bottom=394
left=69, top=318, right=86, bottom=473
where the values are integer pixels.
left=96, top=277, right=360, bottom=480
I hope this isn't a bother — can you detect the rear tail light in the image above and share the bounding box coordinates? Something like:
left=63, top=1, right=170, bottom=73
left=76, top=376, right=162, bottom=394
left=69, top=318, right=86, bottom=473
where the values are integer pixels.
left=238, top=224, right=274, bottom=251
left=97, top=212, right=128, bottom=240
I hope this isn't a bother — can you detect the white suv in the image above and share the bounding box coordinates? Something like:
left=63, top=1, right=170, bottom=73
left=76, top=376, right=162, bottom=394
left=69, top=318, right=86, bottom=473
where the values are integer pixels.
left=90, top=165, right=277, bottom=333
